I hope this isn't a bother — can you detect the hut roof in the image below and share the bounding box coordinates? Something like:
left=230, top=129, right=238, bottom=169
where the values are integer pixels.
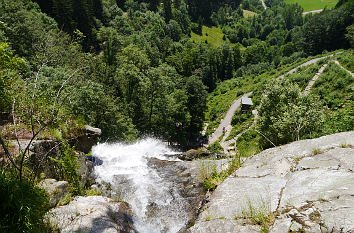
left=241, top=97, right=253, bottom=106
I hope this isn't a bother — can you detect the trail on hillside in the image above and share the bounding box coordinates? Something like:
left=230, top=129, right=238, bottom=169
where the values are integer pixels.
left=208, top=92, right=252, bottom=146
left=304, top=63, right=328, bottom=94
left=206, top=53, right=343, bottom=154
left=302, top=9, right=323, bottom=15
left=260, top=0, right=267, bottom=10
left=276, top=53, right=337, bottom=80
left=334, top=60, right=354, bottom=77
left=304, top=59, right=353, bottom=94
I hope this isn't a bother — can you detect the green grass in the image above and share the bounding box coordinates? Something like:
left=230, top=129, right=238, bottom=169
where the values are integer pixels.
left=285, top=62, right=323, bottom=90
left=0, top=170, right=51, bottom=233
left=240, top=197, right=275, bottom=233
left=311, top=61, right=353, bottom=134
left=243, top=9, right=258, bottom=18
left=205, top=66, right=294, bottom=136
left=284, top=0, right=339, bottom=12
left=236, top=130, right=262, bottom=157
left=191, top=26, right=230, bottom=47
left=198, top=156, right=242, bottom=190
left=226, top=109, right=254, bottom=141
left=336, top=50, right=354, bottom=72
left=312, top=62, right=353, bottom=109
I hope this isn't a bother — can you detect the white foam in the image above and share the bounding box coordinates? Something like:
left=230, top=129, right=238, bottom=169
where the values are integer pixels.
left=92, top=138, right=185, bottom=233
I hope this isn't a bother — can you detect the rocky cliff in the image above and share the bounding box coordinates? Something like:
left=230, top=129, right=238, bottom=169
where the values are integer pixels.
left=188, top=131, right=354, bottom=233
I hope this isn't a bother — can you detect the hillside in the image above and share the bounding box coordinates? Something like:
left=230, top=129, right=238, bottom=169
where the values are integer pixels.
left=0, top=0, right=353, bottom=232
left=205, top=50, right=353, bottom=156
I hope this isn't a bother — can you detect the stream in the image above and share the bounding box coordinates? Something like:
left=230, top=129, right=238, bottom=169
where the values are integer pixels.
left=92, top=138, right=205, bottom=233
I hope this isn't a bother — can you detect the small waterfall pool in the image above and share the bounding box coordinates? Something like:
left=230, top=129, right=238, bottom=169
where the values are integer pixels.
left=92, top=138, right=198, bottom=233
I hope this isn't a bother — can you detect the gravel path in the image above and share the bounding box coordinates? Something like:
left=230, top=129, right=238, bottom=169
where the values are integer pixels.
left=206, top=53, right=343, bottom=153
left=208, top=92, right=252, bottom=145
left=303, top=9, right=323, bottom=15
left=334, top=60, right=354, bottom=77
left=304, top=63, right=328, bottom=94
left=260, top=0, right=267, bottom=10
left=277, top=53, right=337, bottom=80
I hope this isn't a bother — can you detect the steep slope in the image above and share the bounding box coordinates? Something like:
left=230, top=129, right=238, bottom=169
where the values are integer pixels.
left=188, top=131, right=354, bottom=232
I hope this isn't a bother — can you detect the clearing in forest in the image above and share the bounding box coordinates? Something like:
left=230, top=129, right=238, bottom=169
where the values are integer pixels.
left=285, top=0, right=338, bottom=12
left=191, top=26, right=230, bottom=47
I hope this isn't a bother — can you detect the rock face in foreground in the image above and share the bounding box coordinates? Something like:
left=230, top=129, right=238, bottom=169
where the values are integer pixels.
left=45, top=196, right=136, bottom=233
left=188, top=131, right=354, bottom=233
left=38, top=179, right=69, bottom=207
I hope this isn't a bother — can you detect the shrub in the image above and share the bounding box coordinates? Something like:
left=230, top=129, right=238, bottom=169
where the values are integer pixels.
left=0, top=171, right=50, bottom=233
left=50, top=142, right=82, bottom=195
left=257, top=79, right=324, bottom=148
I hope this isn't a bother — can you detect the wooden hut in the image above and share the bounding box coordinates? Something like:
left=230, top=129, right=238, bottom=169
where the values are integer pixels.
left=241, top=97, right=253, bottom=111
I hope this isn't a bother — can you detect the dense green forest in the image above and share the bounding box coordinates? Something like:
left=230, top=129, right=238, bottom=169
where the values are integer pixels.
left=0, top=0, right=353, bottom=231
left=1, top=0, right=352, bottom=147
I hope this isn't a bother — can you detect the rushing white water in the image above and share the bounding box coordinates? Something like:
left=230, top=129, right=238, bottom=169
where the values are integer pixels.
left=92, top=138, right=188, bottom=233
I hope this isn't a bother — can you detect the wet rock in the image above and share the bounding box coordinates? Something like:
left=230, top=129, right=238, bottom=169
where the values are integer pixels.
left=188, top=131, right=354, bottom=233
left=146, top=158, right=206, bottom=225
left=77, top=152, right=95, bottom=187
left=29, top=140, right=95, bottom=186
left=177, top=149, right=227, bottom=161
left=177, top=149, right=208, bottom=161
left=38, top=179, right=69, bottom=207
left=45, top=195, right=136, bottom=233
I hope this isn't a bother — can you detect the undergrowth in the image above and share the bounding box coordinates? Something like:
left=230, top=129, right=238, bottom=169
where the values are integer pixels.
left=0, top=170, right=51, bottom=233
left=199, top=155, right=242, bottom=190
left=240, top=197, right=275, bottom=233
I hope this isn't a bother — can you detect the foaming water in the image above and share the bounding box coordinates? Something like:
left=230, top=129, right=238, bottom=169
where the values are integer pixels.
left=92, top=138, right=187, bottom=233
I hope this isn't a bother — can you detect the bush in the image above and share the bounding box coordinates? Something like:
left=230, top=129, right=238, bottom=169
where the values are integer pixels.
left=231, top=109, right=253, bottom=126
left=50, top=142, right=82, bottom=195
left=257, top=79, right=324, bottom=148
left=0, top=171, right=50, bottom=233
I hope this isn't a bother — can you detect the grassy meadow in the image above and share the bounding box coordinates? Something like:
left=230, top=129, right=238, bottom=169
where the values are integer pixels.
left=285, top=0, right=339, bottom=12
left=191, top=26, right=230, bottom=47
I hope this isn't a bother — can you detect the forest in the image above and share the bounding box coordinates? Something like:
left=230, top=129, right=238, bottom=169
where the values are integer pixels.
left=0, top=0, right=353, bottom=231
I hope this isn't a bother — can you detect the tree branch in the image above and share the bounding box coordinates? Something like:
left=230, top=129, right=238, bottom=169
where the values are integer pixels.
left=0, top=134, right=20, bottom=171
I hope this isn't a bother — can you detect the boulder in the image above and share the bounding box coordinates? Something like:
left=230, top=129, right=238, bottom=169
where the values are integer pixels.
left=38, top=179, right=69, bottom=207
left=77, top=152, right=95, bottom=187
left=29, top=140, right=95, bottom=187
left=177, top=149, right=227, bottom=161
left=45, top=196, right=136, bottom=233
left=188, top=131, right=354, bottom=232
left=73, top=125, right=101, bottom=154
left=29, top=140, right=61, bottom=180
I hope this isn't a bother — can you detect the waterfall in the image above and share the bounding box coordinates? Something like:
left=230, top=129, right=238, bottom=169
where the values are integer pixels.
left=92, top=138, right=191, bottom=233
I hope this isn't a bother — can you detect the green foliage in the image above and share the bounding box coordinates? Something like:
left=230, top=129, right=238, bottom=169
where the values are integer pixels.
left=0, top=171, right=50, bottom=233
left=199, top=156, right=242, bottom=190
left=294, top=1, right=353, bottom=55
left=191, top=26, right=230, bottom=47
left=257, top=79, right=325, bottom=148
left=207, top=140, right=223, bottom=153
left=346, top=25, right=354, bottom=48
left=236, top=130, right=262, bottom=157
left=336, top=50, right=354, bottom=72
left=241, top=197, right=274, bottom=232
left=311, top=62, right=353, bottom=134
left=284, top=0, right=338, bottom=11
left=0, top=42, right=25, bottom=113
left=51, top=142, right=82, bottom=195
left=0, top=0, right=58, bottom=58
left=227, top=109, right=254, bottom=141
left=285, top=62, right=323, bottom=90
